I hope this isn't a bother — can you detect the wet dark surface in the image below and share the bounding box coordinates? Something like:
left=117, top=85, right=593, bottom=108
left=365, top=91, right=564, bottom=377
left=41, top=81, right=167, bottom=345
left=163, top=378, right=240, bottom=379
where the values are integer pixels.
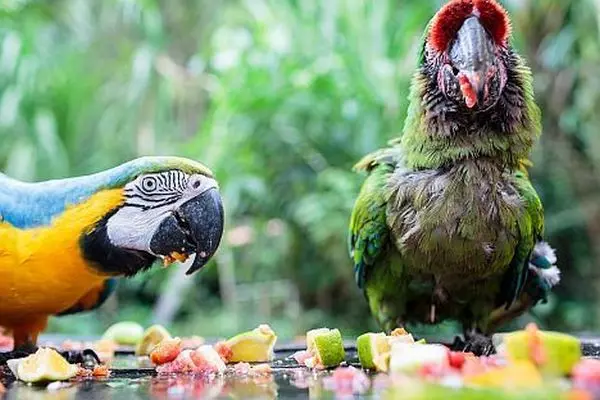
left=2, top=337, right=600, bottom=399
left=1, top=346, right=367, bottom=400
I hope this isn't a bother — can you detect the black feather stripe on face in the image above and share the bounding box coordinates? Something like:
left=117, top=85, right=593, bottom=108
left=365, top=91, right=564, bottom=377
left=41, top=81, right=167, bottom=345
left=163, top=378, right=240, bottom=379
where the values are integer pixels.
left=421, top=45, right=526, bottom=138
left=80, top=208, right=156, bottom=277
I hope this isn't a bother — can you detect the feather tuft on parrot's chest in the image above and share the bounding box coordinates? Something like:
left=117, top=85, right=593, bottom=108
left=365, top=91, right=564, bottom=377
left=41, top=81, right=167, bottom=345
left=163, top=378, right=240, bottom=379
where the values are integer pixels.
left=387, top=159, right=524, bottom=289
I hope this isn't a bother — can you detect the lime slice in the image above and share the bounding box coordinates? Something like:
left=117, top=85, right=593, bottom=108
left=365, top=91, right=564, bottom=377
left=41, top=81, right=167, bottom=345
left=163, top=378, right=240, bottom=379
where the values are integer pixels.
left=309, top=328, right=345, bottom=368
left=306, top=328, right=330, bottom=354
left=499, top=326, right=581, bottom=376
left=102, top=321, right=144, bottom=345
left=135, top=324, right=172, bottom=356
left=357, top=332, right=391, bottom=371
left=226, top=324, right=277, bottom=363
left=17, top=348, right=78, bottom=383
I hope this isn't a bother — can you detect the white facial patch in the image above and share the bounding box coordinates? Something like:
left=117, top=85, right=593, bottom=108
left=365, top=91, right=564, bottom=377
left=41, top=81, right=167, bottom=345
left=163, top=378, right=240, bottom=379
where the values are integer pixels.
left=106, top=171, right=218, bottom=254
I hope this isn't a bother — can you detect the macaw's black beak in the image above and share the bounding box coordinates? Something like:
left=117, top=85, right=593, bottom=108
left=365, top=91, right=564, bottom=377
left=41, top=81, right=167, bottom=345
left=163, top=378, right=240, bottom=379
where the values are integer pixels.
left=149, top=187, right=224, bottom=275
left=449, top=16, right=496, bottom=108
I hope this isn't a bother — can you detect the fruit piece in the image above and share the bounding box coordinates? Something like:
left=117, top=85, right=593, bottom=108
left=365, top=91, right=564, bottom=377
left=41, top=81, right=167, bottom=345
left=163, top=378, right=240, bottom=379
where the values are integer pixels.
left=306, top=328, right=330, bottom=354
left=16, top=348, right=78, bottom=383
left=190, top=345, right=226, bottom=374
left=389, top=343, right=449, bottom=373
left=310, top=328, right=346, bottom=368
left=292, top=350, right=312, bottom=365
left=572, top=359, right=600, bottom=394
left=448, top=352, right=467, bottom=370
left=214, top=341, right=233, bottom=363
left=322, top=366, right=370, bottom=396
left=92, top=364, right=111, bottom=377
left=465, top=361, right=543, bottom=389
left=135, top=324, right=172, bottom=356
left=101, top=321, right=144, bottom=345
left=357, top=332, right=391, bottom=371
left=150, top=338, right=182, bottom=365
left=156, top=349, right=197, bottom=374
left=498, top=323, right=581, bottom=375
left=225, top=324, right=277, bottom=363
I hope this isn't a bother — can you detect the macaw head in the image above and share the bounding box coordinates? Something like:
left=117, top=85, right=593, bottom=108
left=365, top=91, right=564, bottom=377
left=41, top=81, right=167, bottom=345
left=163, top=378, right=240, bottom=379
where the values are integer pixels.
left=422, top=0, right=512, bottom=112
left=81, top=157, right=224, bottom=276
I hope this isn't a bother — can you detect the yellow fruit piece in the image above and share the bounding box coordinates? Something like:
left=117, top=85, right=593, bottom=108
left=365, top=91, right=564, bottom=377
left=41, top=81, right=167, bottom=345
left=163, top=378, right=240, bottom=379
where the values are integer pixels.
left=465, top=361, right=543, bottom=389
left=357, top=332, right=391, bottom=371
left=101, top=321, right=144, bottom=345
left=17, top=348, right=79, bottom=383
left=135, top=325, right=172, bottom=356
left=226, top=324, right=277, bottom=363
left=501, top=328, right=581, bottom=376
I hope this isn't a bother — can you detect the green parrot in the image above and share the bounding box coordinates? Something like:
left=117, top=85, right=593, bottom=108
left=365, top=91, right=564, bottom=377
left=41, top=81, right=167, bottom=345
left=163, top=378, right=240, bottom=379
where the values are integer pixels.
left=349, top=0, right=560, bottom=354
left=0, top=156, right=224, bottom=364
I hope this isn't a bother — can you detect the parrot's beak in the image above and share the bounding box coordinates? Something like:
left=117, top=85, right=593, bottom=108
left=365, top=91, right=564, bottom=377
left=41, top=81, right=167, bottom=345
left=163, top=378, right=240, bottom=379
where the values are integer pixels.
left=449, top=16, right=496, bottom=108
left=149, top=185, right=224, bottom=275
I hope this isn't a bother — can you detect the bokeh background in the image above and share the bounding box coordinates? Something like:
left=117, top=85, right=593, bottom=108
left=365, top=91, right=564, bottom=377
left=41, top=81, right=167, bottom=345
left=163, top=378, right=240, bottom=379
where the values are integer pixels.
left=1, top=0, right=599, bottom=339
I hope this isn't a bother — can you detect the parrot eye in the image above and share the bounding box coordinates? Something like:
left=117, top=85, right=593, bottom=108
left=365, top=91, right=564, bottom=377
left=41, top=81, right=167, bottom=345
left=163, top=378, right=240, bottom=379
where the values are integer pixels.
left=190, top=178, right=202, bottom=190
left=141, top=177, right=158, bottom=192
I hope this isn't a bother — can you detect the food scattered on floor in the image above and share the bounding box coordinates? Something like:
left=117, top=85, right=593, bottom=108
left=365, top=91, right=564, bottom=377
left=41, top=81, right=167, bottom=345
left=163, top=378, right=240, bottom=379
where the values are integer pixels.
left=9, top=348, right=79, bottom=383
left=497, top=323, right=582, bottom=375
left=223, top=324, right=277, bottom=363
left=293, top=328, right=345, bottom=369
left=356, top=329, right=417, bottom=372
left=232, top=362, right=272, bottom=376
left=101, top=321, right=144, bottom=345
left=322, top=366, right=370, bottom=396
left=136, top=324, right=172, bottom=356
left=0, top=321, right=595, bottom=400
left=155, top=346, right=227, bottom=375
left=150, top=337, right=182, bottom=365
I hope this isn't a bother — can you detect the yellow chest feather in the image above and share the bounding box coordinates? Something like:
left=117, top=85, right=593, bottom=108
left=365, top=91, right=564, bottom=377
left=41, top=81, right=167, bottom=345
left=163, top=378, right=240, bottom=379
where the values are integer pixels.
left=0, top=189, right=124, bottom=325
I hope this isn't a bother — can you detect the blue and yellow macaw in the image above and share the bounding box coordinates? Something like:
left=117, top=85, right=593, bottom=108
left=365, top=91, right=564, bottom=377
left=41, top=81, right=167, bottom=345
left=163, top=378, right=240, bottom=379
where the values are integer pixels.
left=0, top=157, right=224, bottom=362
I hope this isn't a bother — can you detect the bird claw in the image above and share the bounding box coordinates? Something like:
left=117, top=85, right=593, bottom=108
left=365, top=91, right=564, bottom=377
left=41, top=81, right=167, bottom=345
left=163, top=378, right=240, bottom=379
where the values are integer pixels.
left=462, top=332, right=495, bottom=356
left=60, top=349, right=101, bottom=369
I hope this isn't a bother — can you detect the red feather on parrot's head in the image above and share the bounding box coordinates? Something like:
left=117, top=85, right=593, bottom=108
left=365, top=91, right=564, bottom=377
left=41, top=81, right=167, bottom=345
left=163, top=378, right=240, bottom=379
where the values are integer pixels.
left=429, top=0, right=511, bottom=53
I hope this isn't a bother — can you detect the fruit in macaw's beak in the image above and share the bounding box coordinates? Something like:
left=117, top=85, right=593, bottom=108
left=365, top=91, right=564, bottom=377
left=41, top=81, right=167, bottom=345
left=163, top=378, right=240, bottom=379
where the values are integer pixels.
left=149, top=187, right=224, bottom=275
left=449, top=16, right=497, bottom=109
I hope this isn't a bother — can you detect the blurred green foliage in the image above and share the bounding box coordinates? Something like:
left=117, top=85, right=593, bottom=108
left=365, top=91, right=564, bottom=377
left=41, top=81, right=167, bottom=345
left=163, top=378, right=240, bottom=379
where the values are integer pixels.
left=1, top=0, right=599, bottom=339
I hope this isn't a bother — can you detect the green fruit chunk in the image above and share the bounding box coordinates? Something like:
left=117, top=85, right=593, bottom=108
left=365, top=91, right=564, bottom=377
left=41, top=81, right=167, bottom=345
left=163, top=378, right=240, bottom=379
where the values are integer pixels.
left=357, top=332, right=390, bottom=371
left=102, top=321, right=144, bottom=345
left=500, top=327, right=581, bottom=376
left=308, top=328, right=345, bottom=368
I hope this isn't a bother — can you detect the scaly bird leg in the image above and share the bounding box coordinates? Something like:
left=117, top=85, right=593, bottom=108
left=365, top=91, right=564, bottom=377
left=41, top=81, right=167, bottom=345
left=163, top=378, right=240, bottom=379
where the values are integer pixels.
left=460, top=329, right=495, bottom=356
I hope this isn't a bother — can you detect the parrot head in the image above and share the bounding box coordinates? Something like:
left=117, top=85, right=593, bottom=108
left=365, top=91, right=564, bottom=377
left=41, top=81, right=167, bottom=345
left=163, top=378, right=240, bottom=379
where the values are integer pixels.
left=81, top=157, right=224, bottom=276
left=424, top=0, right=511, bottom=112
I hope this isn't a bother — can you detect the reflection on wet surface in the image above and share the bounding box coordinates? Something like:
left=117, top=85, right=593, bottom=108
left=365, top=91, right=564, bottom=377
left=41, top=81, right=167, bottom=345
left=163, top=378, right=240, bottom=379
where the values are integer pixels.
left=3, top=340, right=600, bottom=399
left=2, top=349, right=382, bottom=400
left=3, top=368, right=386, bottom=400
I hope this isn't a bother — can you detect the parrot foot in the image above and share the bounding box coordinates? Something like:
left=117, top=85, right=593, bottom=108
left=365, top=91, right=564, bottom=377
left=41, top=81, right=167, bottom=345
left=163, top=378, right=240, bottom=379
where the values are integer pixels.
left=458, top=332, right=495, bottom=356
left=59, top=349, right=101, bottom=369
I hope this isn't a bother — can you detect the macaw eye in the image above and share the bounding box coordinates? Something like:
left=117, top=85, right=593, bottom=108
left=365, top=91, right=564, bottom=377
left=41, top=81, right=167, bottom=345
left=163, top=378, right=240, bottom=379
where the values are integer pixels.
left=141, top=177, right=158, bottom=192
left=189, top=176, right=202, bottom=190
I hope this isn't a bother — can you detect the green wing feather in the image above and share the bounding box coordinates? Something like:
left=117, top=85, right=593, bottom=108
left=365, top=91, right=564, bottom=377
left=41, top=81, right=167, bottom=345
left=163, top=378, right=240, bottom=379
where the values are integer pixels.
left=349, top=146, right=401, bottom=289
left=498, top=168, right=544, bottom=309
